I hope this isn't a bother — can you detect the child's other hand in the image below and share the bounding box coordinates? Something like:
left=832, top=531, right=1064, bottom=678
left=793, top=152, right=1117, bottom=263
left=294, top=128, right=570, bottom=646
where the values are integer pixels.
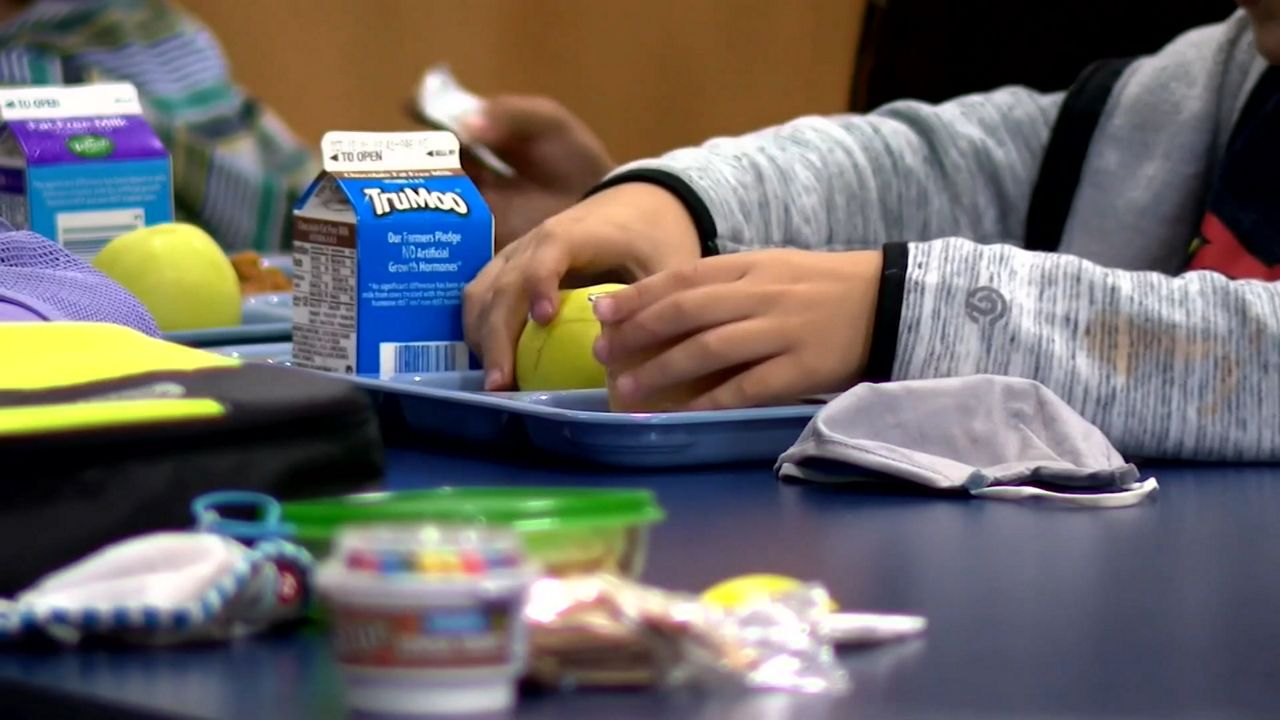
left=592, top=249, right=883, bottom=411
left=463, top=183, right=703, bottom=390
left=460, top=96, right=615, bottom=250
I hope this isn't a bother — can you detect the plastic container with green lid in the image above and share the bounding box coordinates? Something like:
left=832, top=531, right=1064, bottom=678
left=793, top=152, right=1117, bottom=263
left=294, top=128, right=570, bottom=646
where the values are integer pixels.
left=283, top=487, right=665, bottom=579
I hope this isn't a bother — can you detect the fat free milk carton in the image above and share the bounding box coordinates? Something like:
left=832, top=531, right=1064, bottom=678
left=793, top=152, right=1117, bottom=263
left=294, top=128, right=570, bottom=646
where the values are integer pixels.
left=292, top=131, right=493, bottom=377
left=0, top=83, right=173, bottom=258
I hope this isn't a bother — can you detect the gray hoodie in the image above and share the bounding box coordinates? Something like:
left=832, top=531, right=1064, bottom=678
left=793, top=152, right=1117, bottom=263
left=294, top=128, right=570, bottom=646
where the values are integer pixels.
left=604, top=10, right=1277, bottom=462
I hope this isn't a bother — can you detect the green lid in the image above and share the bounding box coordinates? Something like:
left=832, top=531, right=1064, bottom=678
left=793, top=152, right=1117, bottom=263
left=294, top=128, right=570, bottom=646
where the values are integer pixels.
left=282, top=487, right=664, bottom=540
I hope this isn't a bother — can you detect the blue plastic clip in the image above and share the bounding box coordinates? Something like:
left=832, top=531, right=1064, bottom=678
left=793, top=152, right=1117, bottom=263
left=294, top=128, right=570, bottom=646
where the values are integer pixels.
left=191, top=491, right=296, bottom=542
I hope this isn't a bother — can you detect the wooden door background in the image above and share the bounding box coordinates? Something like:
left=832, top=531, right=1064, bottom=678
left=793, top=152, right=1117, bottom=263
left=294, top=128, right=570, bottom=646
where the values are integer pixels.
left=178, top=0, right=865, bottom=163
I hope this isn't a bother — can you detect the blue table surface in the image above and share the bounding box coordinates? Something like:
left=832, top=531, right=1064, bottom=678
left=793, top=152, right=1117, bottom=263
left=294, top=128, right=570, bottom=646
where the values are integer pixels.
left=2, top=446, right=1280, bottom=719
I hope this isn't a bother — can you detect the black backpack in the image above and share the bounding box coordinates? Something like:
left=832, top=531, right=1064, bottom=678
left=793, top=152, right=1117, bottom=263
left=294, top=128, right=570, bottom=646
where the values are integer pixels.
left=0, top=323, right=382, bottom=594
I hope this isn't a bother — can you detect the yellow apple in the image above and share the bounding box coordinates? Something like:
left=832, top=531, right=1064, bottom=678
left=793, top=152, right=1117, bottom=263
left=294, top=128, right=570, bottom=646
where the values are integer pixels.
left=515, top=283, right=626, bottom=391
left=93, top=223, right=241, bottom=332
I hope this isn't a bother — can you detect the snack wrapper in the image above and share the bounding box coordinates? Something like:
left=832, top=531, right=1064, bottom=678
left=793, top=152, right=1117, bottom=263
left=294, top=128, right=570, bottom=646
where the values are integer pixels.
left=416, top=64, right=515, bottom=177
left=524, top=574, right=922, bottom=694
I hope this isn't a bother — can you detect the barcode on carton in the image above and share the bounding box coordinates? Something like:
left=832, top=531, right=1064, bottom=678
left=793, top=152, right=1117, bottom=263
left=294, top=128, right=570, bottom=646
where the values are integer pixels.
left=379, top=341, right=470, bottom=378
left=56, top=208, right=145, bottom=259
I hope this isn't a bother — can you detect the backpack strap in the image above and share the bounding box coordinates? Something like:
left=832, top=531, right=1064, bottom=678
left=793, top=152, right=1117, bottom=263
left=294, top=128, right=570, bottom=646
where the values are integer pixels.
left=1024, top=57, right=1137, bottom=253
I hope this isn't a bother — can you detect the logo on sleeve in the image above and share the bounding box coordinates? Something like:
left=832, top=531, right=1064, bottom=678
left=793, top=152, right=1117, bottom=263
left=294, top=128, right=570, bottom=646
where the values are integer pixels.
left=964, top=286, right=1008, bottom=327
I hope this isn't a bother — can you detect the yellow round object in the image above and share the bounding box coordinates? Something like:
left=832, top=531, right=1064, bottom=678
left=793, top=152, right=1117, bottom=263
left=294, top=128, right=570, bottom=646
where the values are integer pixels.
left=701, top=574, right=839, bottom=611
left=93, top=223, right=242, bottom=332
left=515, top=283, right=627, bottom=391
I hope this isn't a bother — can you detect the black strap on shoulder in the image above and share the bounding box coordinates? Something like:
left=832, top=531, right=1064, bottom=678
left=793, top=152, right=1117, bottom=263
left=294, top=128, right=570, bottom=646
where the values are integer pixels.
left=1024, top=57, right=1137, bottom=253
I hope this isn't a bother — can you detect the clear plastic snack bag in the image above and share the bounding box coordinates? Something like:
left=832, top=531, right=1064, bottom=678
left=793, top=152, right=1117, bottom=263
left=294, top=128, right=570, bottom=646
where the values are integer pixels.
left=523, top=573, right=926, bottom=694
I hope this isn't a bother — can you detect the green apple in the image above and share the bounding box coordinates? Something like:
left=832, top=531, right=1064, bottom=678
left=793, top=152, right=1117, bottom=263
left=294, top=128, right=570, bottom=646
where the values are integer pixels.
left=93, top=223, right=242, bottom=332
left=515, top=283, right=626, bottom=391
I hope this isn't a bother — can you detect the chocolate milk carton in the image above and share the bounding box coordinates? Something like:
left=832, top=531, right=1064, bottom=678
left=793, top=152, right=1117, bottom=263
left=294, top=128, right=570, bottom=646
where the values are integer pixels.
left=0, top=83, right=173, bottom=258
left=292, top=131, right=493, bottom=376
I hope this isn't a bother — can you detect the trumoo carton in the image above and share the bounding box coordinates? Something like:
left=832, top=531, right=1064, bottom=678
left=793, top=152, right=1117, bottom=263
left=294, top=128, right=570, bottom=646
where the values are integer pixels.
left=292, top=131, right=493, bottom=377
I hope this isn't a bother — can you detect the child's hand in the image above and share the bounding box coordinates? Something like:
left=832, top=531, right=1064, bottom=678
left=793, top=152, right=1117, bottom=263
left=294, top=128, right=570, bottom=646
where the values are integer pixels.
left=592, top=249, right=883, bottom=411
left=461, top=96, right=615, bottom=250
left=463, top=183, right=703, bottom=390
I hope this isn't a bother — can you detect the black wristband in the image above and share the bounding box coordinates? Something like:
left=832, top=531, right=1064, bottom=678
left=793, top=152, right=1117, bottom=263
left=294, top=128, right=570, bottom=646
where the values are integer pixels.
left=864, top=242, right=908, bottom=382
left=586, top=169, right=720, bottom=257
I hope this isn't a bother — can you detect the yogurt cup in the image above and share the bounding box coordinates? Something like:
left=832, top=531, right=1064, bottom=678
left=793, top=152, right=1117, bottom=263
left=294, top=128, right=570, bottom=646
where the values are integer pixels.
left=316, top=525, right=538, bottom=718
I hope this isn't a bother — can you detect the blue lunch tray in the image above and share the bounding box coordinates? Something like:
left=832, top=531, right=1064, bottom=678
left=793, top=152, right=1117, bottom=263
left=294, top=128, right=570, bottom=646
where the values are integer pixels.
left=209, top=342, right=820, bottom=468
left=163, top=293, right=292, bottom=347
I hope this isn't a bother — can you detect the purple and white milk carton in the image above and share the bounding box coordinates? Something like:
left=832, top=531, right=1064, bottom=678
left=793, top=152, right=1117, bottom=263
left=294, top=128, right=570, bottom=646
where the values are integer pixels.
left=0, top=83, right=174, bottom=258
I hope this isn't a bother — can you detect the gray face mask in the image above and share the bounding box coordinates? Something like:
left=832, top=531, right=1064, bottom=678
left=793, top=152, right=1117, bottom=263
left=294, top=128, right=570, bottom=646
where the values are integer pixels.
left=776, top=375, right=1158, bottom=508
